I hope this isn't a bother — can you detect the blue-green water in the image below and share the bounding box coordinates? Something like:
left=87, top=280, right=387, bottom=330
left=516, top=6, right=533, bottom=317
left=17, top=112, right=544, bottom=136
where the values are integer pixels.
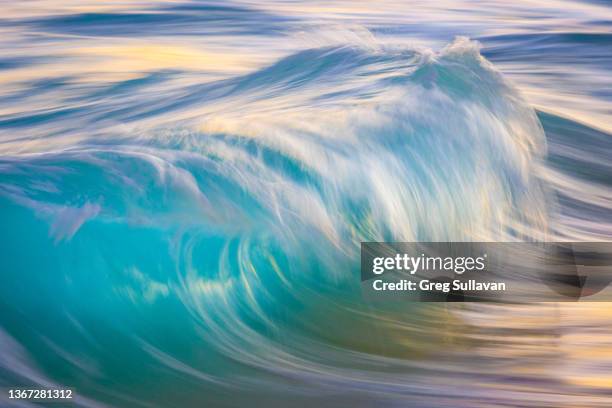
left=0, top=1, right=611, bottom=407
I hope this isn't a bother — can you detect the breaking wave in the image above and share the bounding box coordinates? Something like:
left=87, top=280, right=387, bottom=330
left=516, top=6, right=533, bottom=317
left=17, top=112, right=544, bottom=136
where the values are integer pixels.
left=0, top=31, right=609, bottom=407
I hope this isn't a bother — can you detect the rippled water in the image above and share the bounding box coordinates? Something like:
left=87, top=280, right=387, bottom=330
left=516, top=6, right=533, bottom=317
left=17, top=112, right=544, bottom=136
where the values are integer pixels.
left=0, top=1, right=611, bottom=407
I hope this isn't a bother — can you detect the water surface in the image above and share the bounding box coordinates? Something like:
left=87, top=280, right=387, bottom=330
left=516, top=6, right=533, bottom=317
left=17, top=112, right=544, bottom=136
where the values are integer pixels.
left=0, top=1, right=611, bottom=407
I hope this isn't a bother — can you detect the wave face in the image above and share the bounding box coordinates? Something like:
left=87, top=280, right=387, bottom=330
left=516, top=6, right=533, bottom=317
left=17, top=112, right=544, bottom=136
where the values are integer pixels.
left=1, top=1, right=611, bottom=407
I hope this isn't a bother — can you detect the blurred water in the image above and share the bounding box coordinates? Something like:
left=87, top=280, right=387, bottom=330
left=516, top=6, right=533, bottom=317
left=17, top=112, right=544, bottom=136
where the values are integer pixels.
left=0, top=1, right=611, bottom=407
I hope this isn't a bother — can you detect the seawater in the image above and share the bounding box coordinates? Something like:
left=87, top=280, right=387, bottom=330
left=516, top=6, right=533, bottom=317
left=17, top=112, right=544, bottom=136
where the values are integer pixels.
left=0, top=1, right=611, bottom=407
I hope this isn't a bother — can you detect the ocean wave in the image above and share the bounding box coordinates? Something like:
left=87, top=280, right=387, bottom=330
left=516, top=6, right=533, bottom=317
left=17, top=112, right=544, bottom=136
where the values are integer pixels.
left=0, top=37, right=573, bottom=406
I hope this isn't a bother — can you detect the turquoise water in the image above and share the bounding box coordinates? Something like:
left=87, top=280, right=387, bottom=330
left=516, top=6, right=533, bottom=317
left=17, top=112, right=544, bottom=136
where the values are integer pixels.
left=0, top=1, right=611, bottom=407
